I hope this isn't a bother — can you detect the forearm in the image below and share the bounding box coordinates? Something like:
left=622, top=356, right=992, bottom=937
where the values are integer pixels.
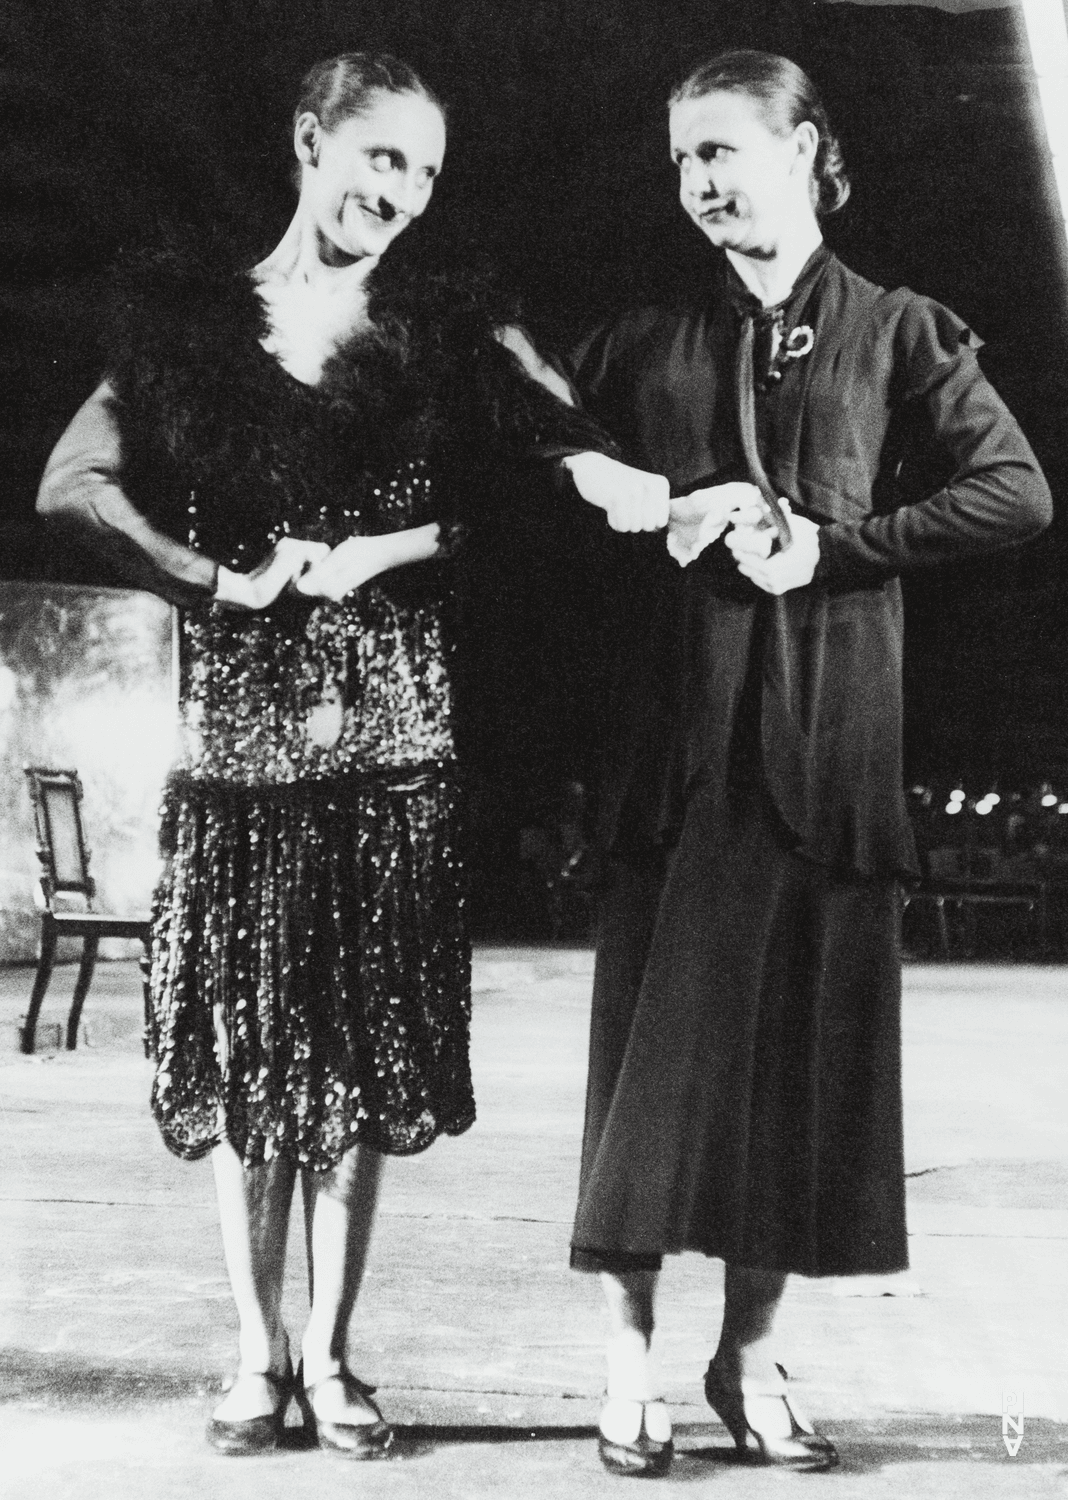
left=492, top=324, right=621, bottom=464
left=816, top=351, right=1053, bottom=588
left=378, top=521, right=442, bottom=571
left=815, top=460, right=1052, bottom=587
left=38, top=381, right=219, bottom=606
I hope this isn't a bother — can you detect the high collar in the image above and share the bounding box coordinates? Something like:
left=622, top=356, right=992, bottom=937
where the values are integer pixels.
left=721, top=242, right=832, bottom=321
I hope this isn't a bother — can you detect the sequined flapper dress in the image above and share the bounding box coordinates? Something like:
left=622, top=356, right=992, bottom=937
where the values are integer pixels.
left=150, top=454, right=473, bottom=1169
left=41, top=242, right=612, bottom=1171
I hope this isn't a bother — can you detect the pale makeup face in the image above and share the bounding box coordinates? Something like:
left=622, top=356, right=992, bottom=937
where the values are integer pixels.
left=297, top=89, right=446, bottom=263
left=669, top=90, right=816, bottom=258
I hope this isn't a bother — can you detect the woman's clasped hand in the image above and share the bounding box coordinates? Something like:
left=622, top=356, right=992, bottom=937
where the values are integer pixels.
left=725, top=499, right=821, bottom=593
left=214, top=536, right=331, bottom=610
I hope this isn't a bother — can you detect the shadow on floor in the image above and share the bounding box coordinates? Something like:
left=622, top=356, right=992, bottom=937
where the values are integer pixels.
left=675, top=1416, right=1067, bottom=1475
left=3, top=1353, right=1065, bottom=1473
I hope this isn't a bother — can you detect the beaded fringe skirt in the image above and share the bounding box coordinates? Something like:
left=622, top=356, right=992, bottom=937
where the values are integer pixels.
left=147, top=764, right=474, bottom=1171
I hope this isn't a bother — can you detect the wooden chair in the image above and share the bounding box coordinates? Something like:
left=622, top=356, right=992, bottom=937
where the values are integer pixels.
left=901, top=887, right=951, bottom=958
left=941, top=876, right=1049, bottom=958
left=21, top=766, right=152, bottom=1054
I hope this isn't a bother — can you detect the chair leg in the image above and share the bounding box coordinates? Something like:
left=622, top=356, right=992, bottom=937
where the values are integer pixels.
left=66, top=933, right=100, bottom=1050
left=935, top=896, right=950, bottom=959
left=139, top=942, right=153, bottom=1059
left=22, top=921, right=58, bottom=1054
left=1036, top=890, right=1049, bottom=956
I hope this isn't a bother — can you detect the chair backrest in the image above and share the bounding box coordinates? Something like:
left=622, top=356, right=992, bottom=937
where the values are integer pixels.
left=24, top=766, right=95, bottom=908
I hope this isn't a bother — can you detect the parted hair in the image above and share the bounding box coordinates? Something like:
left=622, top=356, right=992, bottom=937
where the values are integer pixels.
left=669, top=49, right=850, bottom=217
left=293, top=51, right=446, bottom=131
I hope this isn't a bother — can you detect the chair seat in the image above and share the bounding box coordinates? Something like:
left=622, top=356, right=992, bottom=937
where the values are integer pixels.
left=44, top=910, right=152, bottom=938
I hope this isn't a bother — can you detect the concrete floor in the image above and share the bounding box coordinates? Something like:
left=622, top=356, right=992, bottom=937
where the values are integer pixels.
left=1, top=951, right=1066, bottom=1499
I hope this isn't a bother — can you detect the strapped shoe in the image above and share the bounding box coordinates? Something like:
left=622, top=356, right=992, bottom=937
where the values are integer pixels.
left=704, top=1360, right=838, bottom=1470
left=302, top=1366, right=394, bottom=1459
left=206, top=1365, right=293, bottom=1456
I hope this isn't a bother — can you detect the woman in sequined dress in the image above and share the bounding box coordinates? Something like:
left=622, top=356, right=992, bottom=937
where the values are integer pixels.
left=38, top=52, right=670, bottom=1458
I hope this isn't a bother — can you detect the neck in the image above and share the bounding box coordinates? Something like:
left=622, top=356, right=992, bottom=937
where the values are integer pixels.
left=725, top=214, right=823, bottom=308
left=254, top=209, right=379, bottom=289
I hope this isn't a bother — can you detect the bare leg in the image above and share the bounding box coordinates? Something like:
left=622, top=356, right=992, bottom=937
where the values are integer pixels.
left=706, top=1263, right=837, bottom=1464
left=710, top=1263, right=792, bottom=1439
left=300, top=1143, right=385, bottom=1425
left=598, top=1269, right=671, bottom=1443
left=211, top=1140, right=297, bottom=1419
left=713, top=1263, right=788, bottom=1385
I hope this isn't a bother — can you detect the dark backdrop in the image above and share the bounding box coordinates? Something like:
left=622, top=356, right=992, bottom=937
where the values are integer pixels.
left=2, top=0, right=1066, bottom=913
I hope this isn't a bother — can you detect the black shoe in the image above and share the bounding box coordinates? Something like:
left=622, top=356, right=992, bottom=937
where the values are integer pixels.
left=302, top=1367, right=394, bottom=1459
left=206, top=1366, right=292, bottom=1456
left=703, top=1360, right=838, bottom=1470
left=598, top=1399, right=674, bottom=1478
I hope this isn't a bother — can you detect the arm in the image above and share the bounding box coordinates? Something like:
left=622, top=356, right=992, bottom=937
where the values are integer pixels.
left=38, top=381, right=219, bottom=606
left=294, top=523, right=445, bottom=602
left=814, top=300, right=1052, bottom=588
left=494, top=323, right=670, bottom=533
left=37, top=382, right=327, bottom=608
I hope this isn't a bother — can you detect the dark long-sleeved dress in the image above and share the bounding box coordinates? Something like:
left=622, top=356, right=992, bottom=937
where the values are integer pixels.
left=566, top=246, right=1052, bottom=1277
left=38, top=242, right=609, bottom=1173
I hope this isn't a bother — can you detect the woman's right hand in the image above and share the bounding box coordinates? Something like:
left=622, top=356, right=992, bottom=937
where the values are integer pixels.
left=562, top=452, right=670, bottom=532
left=214, top=537, right=331, bottom=611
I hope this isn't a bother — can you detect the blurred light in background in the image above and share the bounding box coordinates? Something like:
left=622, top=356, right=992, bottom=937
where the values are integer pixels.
left=1022, top=0, right=1068, bottom=252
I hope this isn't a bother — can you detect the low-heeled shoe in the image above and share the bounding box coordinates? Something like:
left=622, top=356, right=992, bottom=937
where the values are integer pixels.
left=598, top=1399, right=674, bottom=1478
left=303, top=1369, right=394, bottom=1459
left=206, top=1367, right=291, bottom=1456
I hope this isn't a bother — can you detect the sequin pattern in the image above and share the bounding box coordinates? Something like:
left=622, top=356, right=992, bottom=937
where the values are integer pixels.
left=179, top=461, right=453, bottom=783
left=150, top=770, right=472, bottom=1168
left=149, top=459, right=474, bottom=1169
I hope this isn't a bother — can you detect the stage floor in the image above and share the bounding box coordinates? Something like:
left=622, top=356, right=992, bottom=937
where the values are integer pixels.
left=1, top=952, right=1066, bottom=1498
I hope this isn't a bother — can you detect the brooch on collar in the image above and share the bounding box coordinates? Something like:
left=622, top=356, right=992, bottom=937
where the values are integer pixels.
left=766, top=320, right=815, bottom=382
left=784, top=325, right=814, bottom=359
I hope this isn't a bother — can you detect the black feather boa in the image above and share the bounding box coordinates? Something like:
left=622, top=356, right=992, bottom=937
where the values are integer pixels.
left=103, top=229, right=608, bottom=568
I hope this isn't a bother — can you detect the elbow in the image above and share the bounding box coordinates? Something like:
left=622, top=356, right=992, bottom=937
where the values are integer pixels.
left=36, top=460, right=66, bottom=521
left=1030, top=472, right=1054, bottom=534
left=977, top=461, right=1055, bottom=546
left=1013, top=468, right=1055, bottom=542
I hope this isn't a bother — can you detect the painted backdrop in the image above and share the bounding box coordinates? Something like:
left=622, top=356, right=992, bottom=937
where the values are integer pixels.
left=0, top=582, right=176, bottom=963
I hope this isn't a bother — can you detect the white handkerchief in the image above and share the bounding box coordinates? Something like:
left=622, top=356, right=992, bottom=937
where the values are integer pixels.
left=665, top=516, right=729, bottom=568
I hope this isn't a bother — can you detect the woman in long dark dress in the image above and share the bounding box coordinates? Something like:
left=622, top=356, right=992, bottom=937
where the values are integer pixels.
left=37, top=51, right=666, bottom=1458
left=564, top=51, right=1052, bottom=1476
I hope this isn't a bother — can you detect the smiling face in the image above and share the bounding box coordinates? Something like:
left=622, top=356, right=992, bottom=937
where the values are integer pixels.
left=669, top=89, right=816, bottom=258
left=296, top=89, right=446, bottom=264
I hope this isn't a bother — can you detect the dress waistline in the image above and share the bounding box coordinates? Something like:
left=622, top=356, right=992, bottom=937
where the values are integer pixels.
left=164, top=760, right=459, bottom=805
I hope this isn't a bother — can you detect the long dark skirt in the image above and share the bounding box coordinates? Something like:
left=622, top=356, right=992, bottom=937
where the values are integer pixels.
left=148, top=766, right=474, bottom=1172
left=571, top=786, right=908, bottom=1278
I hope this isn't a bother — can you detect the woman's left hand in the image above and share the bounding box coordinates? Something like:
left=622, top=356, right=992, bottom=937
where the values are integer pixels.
left=293, top=534, right=392, bottom=601
left=726, top=503, right=821, bottom=594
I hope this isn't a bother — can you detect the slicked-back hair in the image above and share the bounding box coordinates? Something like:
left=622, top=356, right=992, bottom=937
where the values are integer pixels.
left=670, top=49, right=850, bottom=217
left=293, top=51, right=446, bottom=133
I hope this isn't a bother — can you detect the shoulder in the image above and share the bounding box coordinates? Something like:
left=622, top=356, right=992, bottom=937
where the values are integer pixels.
left=826, top=258, right=980, bottom=354
left=876, top=285, right=983, bottom=398
left=366, top=237, right=516, bottom=352
left=823, top=257, right=982, bottom=391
